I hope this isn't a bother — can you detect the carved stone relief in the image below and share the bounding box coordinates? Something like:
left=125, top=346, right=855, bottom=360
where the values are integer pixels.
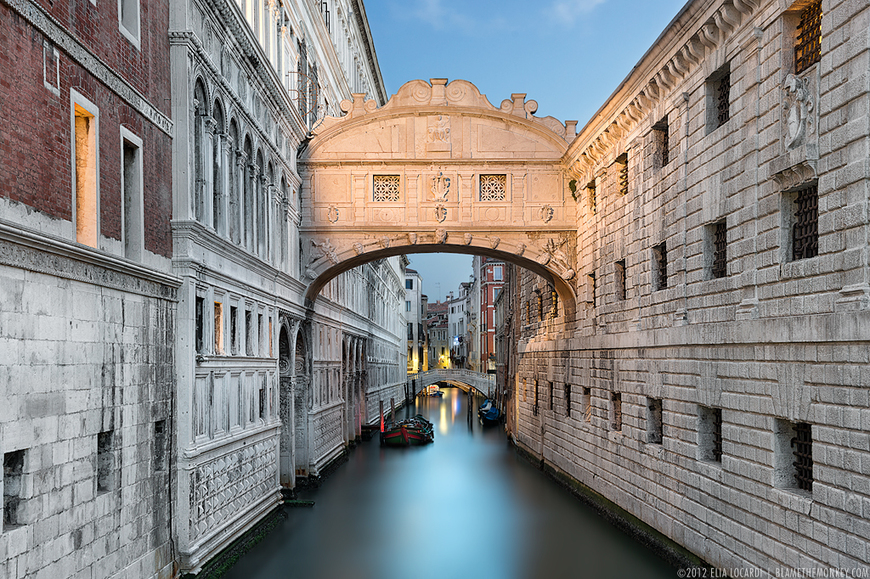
left=783, top=74, right=814, bottom=151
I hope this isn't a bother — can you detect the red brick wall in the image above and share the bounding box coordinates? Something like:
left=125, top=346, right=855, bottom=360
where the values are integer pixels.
left=0, top=1, right=172, bottom=258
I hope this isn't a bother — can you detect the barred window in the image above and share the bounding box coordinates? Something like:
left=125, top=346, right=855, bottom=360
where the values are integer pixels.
left=792, top=422, right=813, bottom=492
left=654, top=116, right=670, bottom=168
left=699, top=406, right=722, bottom=463
left=615, top=153, right=628, bottom=196
left=610, top=392, right=622, bottom=431
left=479, top=174, right=506, bottom=201
left=716, top=71, right=730, bottom=128
left=653, top=243, right=667, bottom=291
left=712, top=220, right=727, bottom=278
left=792, top=185, right=818, bottom=261
left=795, top=2, right=822, bottom=74
left=587, top=180, right=596, bottom=214
left=550, top=288, right=558, bottom=318
left=565, top=384, right=571, bottom=417
left=537, top=293, right=543, bottom=321
left=373, top=175, right=401, bottom=202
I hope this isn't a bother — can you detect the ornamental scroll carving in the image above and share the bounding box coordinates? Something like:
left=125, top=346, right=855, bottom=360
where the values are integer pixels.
left=783, top=74, right=814, bottom=150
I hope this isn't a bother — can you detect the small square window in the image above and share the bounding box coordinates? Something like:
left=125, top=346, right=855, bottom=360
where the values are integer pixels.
left=699, top=406, right=722, bottom=463
left=706, top=65, right=731, bottom=133
left=647, top=398, right=663, bottom=444
left=706, top=220, right=727, bottom=279
left=774, top=419, right=813, bottom=492
left=479, top=174, right=507, bottom=201
left=373, top=175, right=401, bottom=202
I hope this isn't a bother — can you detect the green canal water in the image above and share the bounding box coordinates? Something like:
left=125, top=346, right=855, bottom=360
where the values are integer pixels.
left=222, top=386, right=676, bottom=579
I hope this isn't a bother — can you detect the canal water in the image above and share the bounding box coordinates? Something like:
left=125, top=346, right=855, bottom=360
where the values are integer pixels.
left=223, top=387, right=676, bottom=579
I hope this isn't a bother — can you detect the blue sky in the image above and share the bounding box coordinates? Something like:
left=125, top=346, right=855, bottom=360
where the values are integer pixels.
left=364, top=0, right=687, bottom=300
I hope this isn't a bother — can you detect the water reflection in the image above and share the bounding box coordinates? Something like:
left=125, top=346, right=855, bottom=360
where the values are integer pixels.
left=223, top=386, right=675, bottom=579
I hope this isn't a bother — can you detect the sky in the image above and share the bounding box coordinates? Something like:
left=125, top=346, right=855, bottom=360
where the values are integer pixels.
left=364, top=0, right=687, bottom=300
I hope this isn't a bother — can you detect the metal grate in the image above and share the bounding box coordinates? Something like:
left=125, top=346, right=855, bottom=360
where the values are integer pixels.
left=717, top=72, right=730, bottom=127
left=792, top=185, right=818, bottom=260
left=654, top=243, right=667, bottom=290
left=479, top=174, right=506, bottom=201
left=791, top=422, right=813, bottom=491
left=795, top=2, right=822, bottom=74
left=550, top=288, right=559, bottom=318
left=712, top=408, right=723, bottom=462
left=373, top=175, right=401, bottom=202
left=712, top=220, right=727, bottom=278
left=618, top=154, right=628, bottom=195
left=548, top=381, right=554, bottom=411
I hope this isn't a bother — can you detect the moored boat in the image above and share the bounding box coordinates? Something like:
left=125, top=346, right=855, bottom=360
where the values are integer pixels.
left=380, top=414, right=435, bottom=446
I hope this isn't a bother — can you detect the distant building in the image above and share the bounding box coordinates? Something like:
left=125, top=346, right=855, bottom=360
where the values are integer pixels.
left=405, top=268, right=425, bottom=373
left=427, top=300, right=450, bottom=369
left=477, top=257, right=505, bottom=373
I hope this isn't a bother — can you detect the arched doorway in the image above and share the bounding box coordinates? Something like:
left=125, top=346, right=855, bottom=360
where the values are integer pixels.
left=293, top=328, right=310, bottom=477
left=278, top=320, right=293, bottom=488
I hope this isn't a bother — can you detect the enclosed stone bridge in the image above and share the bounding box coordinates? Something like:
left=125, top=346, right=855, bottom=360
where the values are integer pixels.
left=298, top=78, right=579, bottom=314
left=408, top=369, right=496, bottom=398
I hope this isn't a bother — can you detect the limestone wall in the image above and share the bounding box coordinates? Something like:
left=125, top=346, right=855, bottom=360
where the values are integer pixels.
left=0, top=246, right=177, bottom=579
left=514, top=0, right=870, bottom=573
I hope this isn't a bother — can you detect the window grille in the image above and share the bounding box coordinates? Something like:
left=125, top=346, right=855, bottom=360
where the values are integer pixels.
left=615, top=260, right=626, bottom=300
left=373, top=175, right=401, bottom=202
left=711, top=408, right=723, bottom=462
left=537, top=293, right=543, bottom=321
left=616, top=153, right=628, bottom=195
left=479, top=174, right=506, bottom=201
left=795, top=2, right=822, bottom=74
left=712, top=221, right=727, bottom=278
left=587, top=181, right=596, bottom=213
left=565, top=384, right=571, bottom=417
left=791, top=422, right=813, bottom=491
left=548, top=381, right=554, bottom=411
left=533, top=380, right=539, bottom=416
left=792, top=185, right=818, bottom=260
left=717, top=72, right=730, bottom=128
left=654, top=117, right=669, bottom=167
left=550, top=288, right=558, bottom=318
left=654, top=243, right=667, bottom=290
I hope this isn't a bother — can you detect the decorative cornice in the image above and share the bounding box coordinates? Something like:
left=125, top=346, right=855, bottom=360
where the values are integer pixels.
left=2, top=0, right=172, bottom=135
left=0, top=219, right=179, bottom=300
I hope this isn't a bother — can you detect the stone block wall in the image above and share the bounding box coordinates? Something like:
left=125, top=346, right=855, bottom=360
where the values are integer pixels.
left=0, top=252, right=177, bottom=579
left=513, top=0, right=870, bottom=573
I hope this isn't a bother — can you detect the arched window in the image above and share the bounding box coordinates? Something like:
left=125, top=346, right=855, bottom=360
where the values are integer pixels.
left=243, top=136, right=253, bottom=251
left=192, top=80, right=207, bottom=222
left=228, top=120, right=240, bottom=244
left=211, top=100, right=225, bottom=235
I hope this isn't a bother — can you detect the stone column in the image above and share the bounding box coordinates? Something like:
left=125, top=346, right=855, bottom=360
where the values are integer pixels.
left=203, top=117, right=217, bottom=229
left=234, top=149, right=247, bottom=246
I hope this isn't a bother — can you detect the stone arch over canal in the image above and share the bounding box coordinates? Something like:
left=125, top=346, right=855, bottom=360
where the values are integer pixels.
left=298, top=78, right=580, bottom=316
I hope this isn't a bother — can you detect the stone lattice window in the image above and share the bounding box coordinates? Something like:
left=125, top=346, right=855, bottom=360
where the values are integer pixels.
left=792, top=185, right=818, bottom=260
left=795, top=2, right=822, bottom=74
left=373, top=175, right=401, bottom=202
left=479, top=174, right=506, bottom=202
left=712, top=220, right=727, bottom=278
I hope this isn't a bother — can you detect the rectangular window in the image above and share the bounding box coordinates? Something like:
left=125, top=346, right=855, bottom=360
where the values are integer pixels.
left=699, top=406, right=723, bottom=463
left=493, top=265, right=503, bottom=281
left=97, top=431, right=115, bottom=493
left=610, top=392, right=622, bottom=431
left=154, top=420, right=166, bottom=472
left=72, top=92, right=99, bottom=248
left=615, top=153, right=628, bottom=196
left=479, top=174, right=507, bottom=201
left=790, top=185, right=818, bottom=261
left=794, top=1, right=822, bottom=74
left=406, top=301, right=411, bottom=312
left=586, top=179, right=596, bottom=214
left=407, top=322, right=414, bottom=340
left=245, top=310, right=253, bottom=356
left=653, top=243, right=667, bottom=291
left=565, top=384, right=571, bottom=417
left=586, top=273, right=596, bottom=306
left=706, top=64, right=731, bottom=133
left=258, top=314, right=264, bottom=356
left=214, top=302, right=224, bottom=354
left=43, top=39, right=60, bottom=95
left=550, top=288, right=558, bottom=319
left=121, top=129, right=144, bottom=261
left=230, top=305, right=238, bottom=355
left=774, top=419, right=813, bottom=492
left=548, top=381, right=554, bottom=411
left=709, top=220, right=727, bottom=279
left=582, top=387, right=591, bottom=422
left=537, top=293, right=543, bottom=321
left=406, top=279, right=413, bottom=290
left=195, top=296, right=204, bottom=354
left=259, top=379, right=266, bottom=421
left=533, top=379, right=539, bottom=416
left=3, top=450, right=25, bottom=529
left=653, top=116, right=669, bottom=169
left=647, top=398, right=663, bottom=444
left=118, top=0, right=141, bottom=47
left=373, top=175, right=401, bottom=202
left=615, top=259, right=626, bottom=300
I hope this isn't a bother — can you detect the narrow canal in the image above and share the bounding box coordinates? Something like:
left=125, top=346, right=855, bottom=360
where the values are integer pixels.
left=223, top=387, right=676, bottom=579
